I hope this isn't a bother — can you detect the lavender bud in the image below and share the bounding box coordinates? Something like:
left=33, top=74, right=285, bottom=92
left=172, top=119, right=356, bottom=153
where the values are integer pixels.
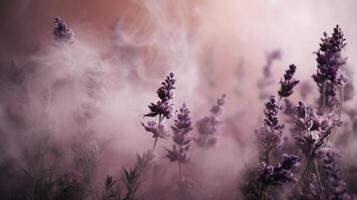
left=53, top=16, right=73, bottom=42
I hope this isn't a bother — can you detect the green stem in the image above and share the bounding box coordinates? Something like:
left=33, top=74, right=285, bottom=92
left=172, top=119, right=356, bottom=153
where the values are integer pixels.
left=313, top=159, right=326, bottom=200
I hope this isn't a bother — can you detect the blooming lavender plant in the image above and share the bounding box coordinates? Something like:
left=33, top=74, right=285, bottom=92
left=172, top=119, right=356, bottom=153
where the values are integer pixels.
left=243, top=154, right=300, bottom=200
left=278, top=64, right=299, bottom=98
left=142, top=73, right=176, bottom=149
left=256, top=96, right=285, bottom=164
left=313, top=25, right=347, bottom=113
left=53, top=16, right=73, bottom=42
left=194, top=94, right=226, bottom=148
left=166, top=103, right=193, bottom=180
left=323, top=151, right=355, bottom=200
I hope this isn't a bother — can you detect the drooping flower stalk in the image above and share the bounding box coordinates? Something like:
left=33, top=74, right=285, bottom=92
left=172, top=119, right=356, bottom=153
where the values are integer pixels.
left=194, top=94, right=226, bottom=149
left=166, top=103, right=193, bottom=180
left=142, top=73, right=176, bottom=150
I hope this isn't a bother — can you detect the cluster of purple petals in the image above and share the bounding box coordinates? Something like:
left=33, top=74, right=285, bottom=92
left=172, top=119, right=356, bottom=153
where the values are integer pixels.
left=142, top=73, right=176, bottom=139
left=256, top=96, right=285, bottom=149
left=144, top=73, right=176, bottom=119
left=166, top=103, right=193, bottom=163
left=312, top=25, right=347, bottom=108
left=278, top=64, right=299, bottom=98
left=323, top=151, right=356, bottom=200
left=258, top=154, right=300, bottom=186
left=195, top=94, right=226, bottom=148
left=53, top=16, right=73, bottom=42
left=295, top=101, right=342, bottom=158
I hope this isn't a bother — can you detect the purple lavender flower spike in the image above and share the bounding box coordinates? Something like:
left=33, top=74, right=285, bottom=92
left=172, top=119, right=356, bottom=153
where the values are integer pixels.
left=323, top=151, right=355, bottom=200
left=166, top=103, right=193, bottom=180
left=195, top=94, right=226, bottom=148
left=143, top=73, right=176, bottom=149
left=278, top=64, right=299, bottom=98
left=256, top=96, right=285, bottom=163
left=144, top=73, right=176, bottom=119
left=312, top=25, right=347, bottom=111
left=53, top=16, right=73, bottom=42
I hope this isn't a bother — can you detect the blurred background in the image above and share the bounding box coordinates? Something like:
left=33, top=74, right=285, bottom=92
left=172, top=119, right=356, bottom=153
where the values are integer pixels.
left=0, top=0, right=357, bottom=199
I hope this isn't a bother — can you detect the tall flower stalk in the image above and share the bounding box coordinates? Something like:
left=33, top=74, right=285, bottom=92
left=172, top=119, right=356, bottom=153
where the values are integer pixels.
left=256, top=96, right=285, bottom=165
left=166, top=103, right=193, bottom=180
left=142, top=73, right=176, bottom=150
left=312, top=25, right=347, bottom=114
left=194, top=94, right=226, bottom=149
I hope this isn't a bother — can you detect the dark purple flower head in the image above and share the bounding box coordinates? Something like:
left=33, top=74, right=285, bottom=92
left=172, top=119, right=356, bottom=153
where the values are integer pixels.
left=195, top=94, right=226, bottom=148
left=157, top=73, right=176, bottom=102
left=53, top=16, right=73, bottom=42
left=312, top=25, right=347, bottom=109
left=323, top=151, right=355, bottom=200
left=278, top=64, right=299, bottom=98
left=144, top=73, right=175, bottom=120
left=166, top=104, right=193, bottom=163
left=258, top=154, right=300, bottom=186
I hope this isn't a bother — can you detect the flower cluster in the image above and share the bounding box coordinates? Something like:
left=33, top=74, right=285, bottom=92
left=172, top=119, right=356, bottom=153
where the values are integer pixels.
left=195, top=94, right=226, bottom=148
left=278, top=64, right=299, bottom=98
left=142, top=73, right=176, bottom=148
left=323, top=151, right=355, bottom=200
left=294, top=102, right=342, bottom=158
left=312, top=25, right=347, bottom=110
left=144, top=73, right=176, bottom=119
left=53, top=16, right=73, bottom=42
left=166, top=103, right=193, bottom=164
left=258, top=154, right=300, bottom=186
left=256, top=96, right=285, bottom=157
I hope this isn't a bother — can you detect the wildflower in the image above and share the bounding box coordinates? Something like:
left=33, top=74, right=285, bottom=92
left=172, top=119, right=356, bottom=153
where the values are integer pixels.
left=278, top=64, right=299, bottom=98
left=195, top=94, right=226, bottom=148
left=312, top=25, right=347, bottom=111
left=258, top=154, right=300, bottom=186
left=53, top=16, right=73, bottom=42
left=294, top=101, right=341, bottom=158
left=143, top=73, right=176, bottom=149
left=323, top=151, right=355, bottom=200
left=256, top=96, right=285, bottom=164
left=166, top=104, right=193, bottom=179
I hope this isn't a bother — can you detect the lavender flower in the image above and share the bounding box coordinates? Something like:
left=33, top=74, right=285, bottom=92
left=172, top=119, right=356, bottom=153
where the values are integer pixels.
left=166, top=103, right=193, bottom=179
left=278, top=64, right=299, bottom=98
left=258, top=154, right=300, bottom=186
left=142, top=73, right=176, bottom=149
left=294, top=101, right=341, bottom=158
left=258, top=49, right=282, bottom=99
left=256, top=96, right=285, bottom=164
left=312, top=25, right=347, bottom=111
left=53, top=16, right=73, bottom=42
left=144, top=73, right=175, bottom=119
left=323, top=151, right=355, bottom=200
left=195, top=94, right=226, bottom=148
